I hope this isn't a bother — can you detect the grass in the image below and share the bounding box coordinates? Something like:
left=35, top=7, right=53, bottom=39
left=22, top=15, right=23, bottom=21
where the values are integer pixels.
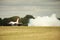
left=0, top=26, right=60, bottom=40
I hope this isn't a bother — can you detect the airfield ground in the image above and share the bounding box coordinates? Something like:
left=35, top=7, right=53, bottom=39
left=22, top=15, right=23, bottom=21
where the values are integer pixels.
left=0, top=26, right=60, bottom=40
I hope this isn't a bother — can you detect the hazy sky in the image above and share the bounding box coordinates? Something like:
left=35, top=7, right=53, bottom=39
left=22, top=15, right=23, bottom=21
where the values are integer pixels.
left=0, top=0, right=60, bottom=18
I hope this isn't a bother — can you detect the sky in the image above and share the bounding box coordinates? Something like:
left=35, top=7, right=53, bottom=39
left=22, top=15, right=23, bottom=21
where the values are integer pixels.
left=0, top=0, right=60, bottom=18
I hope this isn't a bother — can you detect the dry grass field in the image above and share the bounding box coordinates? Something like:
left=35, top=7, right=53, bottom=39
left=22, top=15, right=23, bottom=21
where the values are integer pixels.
left=0, top=26, right=60, bottom=40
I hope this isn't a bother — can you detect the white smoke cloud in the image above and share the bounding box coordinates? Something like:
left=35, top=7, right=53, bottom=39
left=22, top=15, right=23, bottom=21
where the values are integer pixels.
left=28, top=14, right=60, bottom=26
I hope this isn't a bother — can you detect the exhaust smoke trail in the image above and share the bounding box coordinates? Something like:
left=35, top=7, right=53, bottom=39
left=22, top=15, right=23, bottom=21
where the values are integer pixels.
left=28, top=14, right=60, bottom=26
